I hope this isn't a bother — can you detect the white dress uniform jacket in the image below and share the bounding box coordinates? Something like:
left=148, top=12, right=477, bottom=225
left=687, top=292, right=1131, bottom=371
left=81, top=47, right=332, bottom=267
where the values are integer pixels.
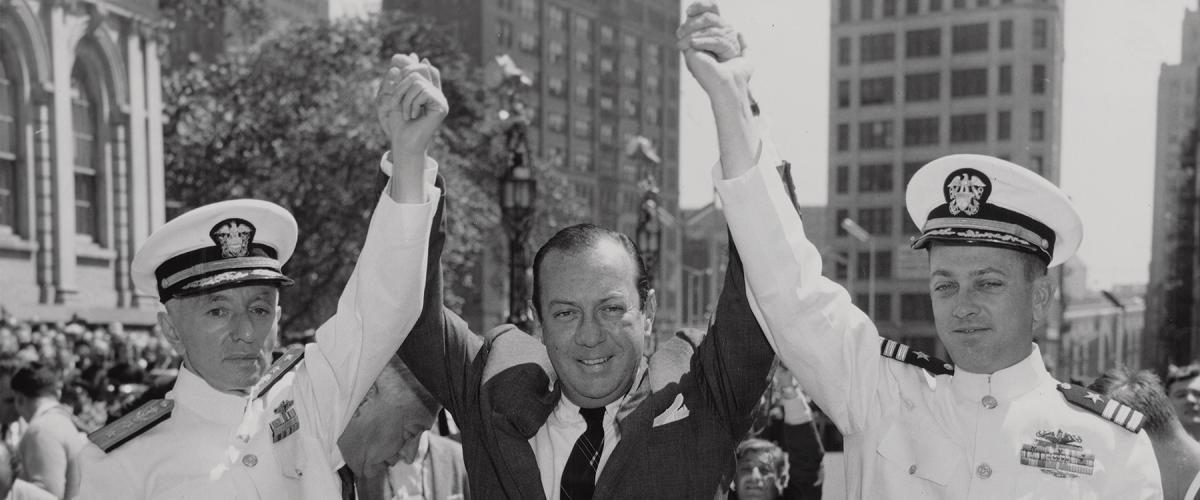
left=73, top=174, right=440, bottom=500
left=713, top=155, right=1163, bottom=499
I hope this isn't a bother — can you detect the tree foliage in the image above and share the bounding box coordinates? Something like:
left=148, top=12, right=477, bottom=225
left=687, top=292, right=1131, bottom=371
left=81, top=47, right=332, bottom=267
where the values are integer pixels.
left=163, top=12, right=585, bottom=333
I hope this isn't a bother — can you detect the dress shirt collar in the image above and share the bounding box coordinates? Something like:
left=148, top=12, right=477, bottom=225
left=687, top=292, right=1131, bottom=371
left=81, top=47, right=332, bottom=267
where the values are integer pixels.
left=950, top=344, right=1049, bottom=403
left=550, top=358, right=647, bottom=430
left=169, top=367, right=247, bottom=424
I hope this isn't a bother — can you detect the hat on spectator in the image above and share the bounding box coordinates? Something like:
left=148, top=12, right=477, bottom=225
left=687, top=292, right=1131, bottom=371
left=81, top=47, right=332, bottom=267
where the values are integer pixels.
left=906, top=154, right=1081, bottom=268
left=132, top=200, right=297, bottom=303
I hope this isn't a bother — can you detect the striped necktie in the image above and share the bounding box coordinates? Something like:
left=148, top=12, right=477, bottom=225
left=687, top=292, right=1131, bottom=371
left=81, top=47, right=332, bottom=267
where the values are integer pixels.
left=337, top=464, right=357, bottom=500
left=560, top=406, right=606, bottom=500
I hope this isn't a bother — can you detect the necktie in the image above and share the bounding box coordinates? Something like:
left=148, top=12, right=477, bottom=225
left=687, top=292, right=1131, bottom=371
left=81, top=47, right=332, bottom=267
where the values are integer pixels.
left=337, top=464, right=357, bottom=500
left=560, top=406, right=606, bottom=500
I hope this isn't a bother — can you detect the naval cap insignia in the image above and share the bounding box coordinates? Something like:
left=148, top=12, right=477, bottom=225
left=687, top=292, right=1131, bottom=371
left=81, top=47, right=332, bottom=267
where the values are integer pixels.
left=210, top=218, right=256, bottom=258
left=944, top=168, right=991, bottom=217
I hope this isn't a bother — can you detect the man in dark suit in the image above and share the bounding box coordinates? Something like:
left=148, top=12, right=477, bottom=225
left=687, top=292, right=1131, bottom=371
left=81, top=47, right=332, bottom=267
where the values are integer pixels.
left=339, top=355, right=469, bottom=500
left=394, top=20, right=773, bottom=497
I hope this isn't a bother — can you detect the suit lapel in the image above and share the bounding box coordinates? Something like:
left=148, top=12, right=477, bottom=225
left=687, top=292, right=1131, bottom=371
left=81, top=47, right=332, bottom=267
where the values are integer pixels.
left=592, top=368, right=657, bottom=500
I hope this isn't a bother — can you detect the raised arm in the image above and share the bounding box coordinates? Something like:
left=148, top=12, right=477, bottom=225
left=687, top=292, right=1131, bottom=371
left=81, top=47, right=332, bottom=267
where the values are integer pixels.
left=297, top=54, right=446, bottom=456
left=681, top=1, right=890, bottom=435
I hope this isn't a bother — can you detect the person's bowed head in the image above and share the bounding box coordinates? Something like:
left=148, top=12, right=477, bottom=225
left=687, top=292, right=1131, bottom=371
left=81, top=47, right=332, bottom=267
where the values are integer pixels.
left=338, top=355, right=441, bottom=478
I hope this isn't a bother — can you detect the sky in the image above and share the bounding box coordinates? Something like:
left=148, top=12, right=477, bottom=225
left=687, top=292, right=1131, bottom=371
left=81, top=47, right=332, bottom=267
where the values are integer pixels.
left=677, top=0, right=1196, bottom=290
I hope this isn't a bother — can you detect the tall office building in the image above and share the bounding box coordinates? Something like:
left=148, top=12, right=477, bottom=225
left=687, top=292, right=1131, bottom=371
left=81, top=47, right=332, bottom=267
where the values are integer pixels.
left=828, top=0, right=1063, bottom=357
left=388, top=0, right=684, bottom=331
left=1145, top=8, right=1200, bottom=372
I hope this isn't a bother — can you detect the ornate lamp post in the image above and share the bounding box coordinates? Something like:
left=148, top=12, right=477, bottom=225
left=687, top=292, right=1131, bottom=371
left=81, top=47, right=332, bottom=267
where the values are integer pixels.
left=628, top=136, right=662, bottom=288
left=490, top=55, right=537, bottom=331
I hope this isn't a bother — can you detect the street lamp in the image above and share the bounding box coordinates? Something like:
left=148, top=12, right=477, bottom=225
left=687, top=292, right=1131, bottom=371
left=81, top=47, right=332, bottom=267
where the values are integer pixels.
left=841, top=218, right=875, bottom=320
left=490, top=55, right=537, bottom=331
left=628, top=136, right=662, bottom=288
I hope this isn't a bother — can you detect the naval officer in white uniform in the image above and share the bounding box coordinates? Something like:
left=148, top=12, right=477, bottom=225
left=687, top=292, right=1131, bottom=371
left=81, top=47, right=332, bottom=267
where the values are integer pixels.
left=676, top=5, right=1162, bottom=497
left=71, top=53, right=448, bottom=500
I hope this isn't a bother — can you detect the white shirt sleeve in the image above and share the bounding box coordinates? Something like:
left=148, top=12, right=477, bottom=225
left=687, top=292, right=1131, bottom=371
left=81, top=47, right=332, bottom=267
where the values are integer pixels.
left=298, top=155, right=441, bottom=461
left=713, top=152, right=893, bottom=435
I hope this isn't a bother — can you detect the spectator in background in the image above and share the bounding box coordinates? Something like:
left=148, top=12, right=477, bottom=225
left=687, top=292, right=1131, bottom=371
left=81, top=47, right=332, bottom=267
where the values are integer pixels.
left=11, top=363, right=87, bottom=499
left=0, top=356, right=24, bottom=451
left=1169, top=363, right=1200, bottom=441
left=730, top=439, right=789, bottom=500
left=0, top=442, right=54, bottom=500
left=728, top=364, right=823, bottom=500
left=338, top=355, right=468, bottom=500
left=1092, top=366, right=1200, bottom=500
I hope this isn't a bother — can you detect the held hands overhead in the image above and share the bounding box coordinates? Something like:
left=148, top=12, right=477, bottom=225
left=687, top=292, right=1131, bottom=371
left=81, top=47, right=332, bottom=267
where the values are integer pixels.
left=376, top=53, right=449, bottom=202
left=676, top=1, right=753, bottom=103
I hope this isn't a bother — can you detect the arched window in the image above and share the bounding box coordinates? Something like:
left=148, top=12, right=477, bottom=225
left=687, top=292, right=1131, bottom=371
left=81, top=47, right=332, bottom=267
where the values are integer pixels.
left=0, top=48, right=17, bottom=232
left=70, top=65, right=100, bottom=242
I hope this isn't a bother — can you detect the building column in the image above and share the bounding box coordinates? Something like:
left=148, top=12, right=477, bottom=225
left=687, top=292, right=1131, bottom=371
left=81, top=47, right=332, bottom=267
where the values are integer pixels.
left=111, top=122, right=130, bottom=306
left=32, top=87, right=56, bottom=304
left=124, top=21, right=149, bottom=305
left=144, top=27, right=165, bottom=231
left=48, top=2, right=77, bottom=303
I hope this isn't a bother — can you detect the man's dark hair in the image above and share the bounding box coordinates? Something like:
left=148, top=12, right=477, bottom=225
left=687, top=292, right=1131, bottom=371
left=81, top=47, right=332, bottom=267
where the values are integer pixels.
left=1088, top=366, right=1175, bottom=435
left=10, top=362, right=59, bottom=399
left=1167, top=362, right=1200, bottom=388
left=531, top=223, right=651, bottom=318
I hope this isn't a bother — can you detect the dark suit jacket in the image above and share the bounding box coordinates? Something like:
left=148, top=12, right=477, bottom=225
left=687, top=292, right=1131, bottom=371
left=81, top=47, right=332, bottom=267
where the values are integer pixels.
left=400, top=198, right=773, bottom=499
left=357, top=434, right=469, bottom=500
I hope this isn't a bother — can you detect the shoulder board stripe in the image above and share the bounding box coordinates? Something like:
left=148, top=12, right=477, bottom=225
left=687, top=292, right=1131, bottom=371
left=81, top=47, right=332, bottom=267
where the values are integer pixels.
left=88, top=399, right=173, bottom=453
left=1056, top=383, right=1146, bottom=433
left=255, top=345, right=305, bottom=398
left=879, top=338, right=955, bottom=376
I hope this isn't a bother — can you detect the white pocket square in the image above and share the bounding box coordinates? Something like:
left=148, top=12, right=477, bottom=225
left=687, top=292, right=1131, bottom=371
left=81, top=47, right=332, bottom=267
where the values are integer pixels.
left=652, top=393, right=690, bottom=427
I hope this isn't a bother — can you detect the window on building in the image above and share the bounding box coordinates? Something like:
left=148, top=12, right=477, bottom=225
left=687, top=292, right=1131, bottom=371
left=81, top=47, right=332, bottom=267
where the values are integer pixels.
left=498, top=0, right=513, bottom=10
left=518, top=32, right=539, bottom=54
left=950, top=113, right=987, bottom=143
left=647, top=76, right=661, bottom=95
left=859, top=120, right=894, bottom=149
left=1000, top=19, right=1013, bottom=48
left=860, top=76, right=895, bottom=106
left=574, top=84, right=592, bottom=105
left=836, top=165, right=850, bottom=194
left=883, top=0, right=897, bottom=17
left=875, top=292, right=893, bottom=320
left=861, top=0, right=875, bottom=20
left=623, top=66, right=639, bottom=85
left=905, top=28, right=941, bottom=58
left=857, top=207, right=893, bottom=236
left=950, top=68, right=988, bottom=97
left=496, top=20, right=513, bottom=48
left=1032, top=64, right=1047, bottom=94
left=547, top=112, right=566, bottom=133
left=906, top=0, right=920, bottom=14
left=599, top=94, right=614, bottom=112
left=930, top=0, right=942, bottom=10
left=839, top=0, right=853, bottom=22
left=647, top=44, right=661, bottom=67
left=646, top=106, right=661, bottom=126
left=978, top=0, right=990, bottom=6
left=837, top=123, right=850, bottom=151
left=902, top=209, right=920, bottom=234
left=517, top=0, right=536, bottom=20
left=835, top=251, right=849, bottom=280
left=998, top=64, right=1012, bottom=94
left=858, top=163, right=894, bottom=192
left=838, top=37, right=853, bottom=66
left=574, top=118, right=591, bottom=139
left=906, top=72, right=941, bottom=101
left=574, top=15, right=591, bottom=39
left=1031, top=110, right=1045, bottom=141
left=1033, top=18, right=1048, bottom=49
left=952, top=23, right=989, bottom=53
left=835, top=208, right=850, bottom=236
left=1030, top=155, right=1044, bottom=175
left=953, top=0, right=966, bottom=8
left=860, top=33, right=896, bottom=63
left=997, top=110, right=1011, bottom=140
left=599, top=57, right=614, bottom=75
left=573, top=152, right=593, bottom=172
left=903, top=161, right=924, bottom=188
left=576, top=51, right=592, bottom=72
left=838, top=80, right=852, bottom=108
left=901, top=293, right=934, bottom=321
left=0, top=57, right=17, bottom=232
left=548, top=5, right=566, bottom=30
left=854, top=290, right=892, bottom=319
left=624, top=97, right=639, bottom=119
left=600, top=24, right=614, bottom=45
left=548, top=76, right=566, bottom=98
left=904, top=117, right=940, bottom=146
left=623, top=34, right=639, bottom=54
left=599, top=124, right=615, bottom=145
left=71, top=67, right=101, bottom=242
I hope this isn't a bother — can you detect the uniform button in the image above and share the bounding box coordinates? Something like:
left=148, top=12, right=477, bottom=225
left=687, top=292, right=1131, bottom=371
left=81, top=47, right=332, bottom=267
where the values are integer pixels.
left=242, top=454, right=258, bottom=468
left=981, top=395, right=998, bottom=409
left=908, top=464, right=917, bottom=475
left=976, top=463, right=992, bottom=479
